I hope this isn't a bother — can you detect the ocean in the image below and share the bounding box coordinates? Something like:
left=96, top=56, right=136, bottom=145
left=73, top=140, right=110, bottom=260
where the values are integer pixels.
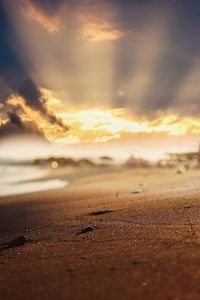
left=0, top=164, right=68, bottom=197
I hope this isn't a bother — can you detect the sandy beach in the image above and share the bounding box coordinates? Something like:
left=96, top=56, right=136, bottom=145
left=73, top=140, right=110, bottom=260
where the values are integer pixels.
left=1, top=167, right=200, bottom=300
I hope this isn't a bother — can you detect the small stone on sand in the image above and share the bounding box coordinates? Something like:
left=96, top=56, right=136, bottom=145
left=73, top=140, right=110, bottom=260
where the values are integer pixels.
left=76, top=225, right=96, bottom=235
left=89, top=210, right=113, bottom=216
left=184, top=205, right=192, bottom=209
left=0, top=236, right=26, bottom=250
left=131, top=189, right=142, bottom=194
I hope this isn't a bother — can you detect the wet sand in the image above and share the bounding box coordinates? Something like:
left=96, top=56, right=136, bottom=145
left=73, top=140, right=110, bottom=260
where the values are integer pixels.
left=0, top=167, right=200, bottom=300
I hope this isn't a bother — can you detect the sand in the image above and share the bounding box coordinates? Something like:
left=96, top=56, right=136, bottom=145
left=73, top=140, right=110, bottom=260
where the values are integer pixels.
left=0, top=167, right=200, bottom=300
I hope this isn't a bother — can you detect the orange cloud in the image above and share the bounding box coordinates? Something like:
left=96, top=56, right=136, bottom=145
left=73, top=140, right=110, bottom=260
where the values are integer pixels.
left=81, top=17, right=124, bottom=42
left=20, top=1, right=123, bottom=40
left=20, top=0, right=65, bottom=33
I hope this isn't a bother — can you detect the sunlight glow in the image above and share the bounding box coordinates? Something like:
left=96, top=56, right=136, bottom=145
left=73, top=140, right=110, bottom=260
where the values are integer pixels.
left=1, top=90, right=200, bottom=146
left=57, top=108, right=200, bottom=144
left=1, top=89, right=200, bottom=145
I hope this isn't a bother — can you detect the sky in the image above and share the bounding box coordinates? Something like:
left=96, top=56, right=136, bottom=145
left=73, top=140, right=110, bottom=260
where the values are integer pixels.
left=0, top=0, right=200, bottom=160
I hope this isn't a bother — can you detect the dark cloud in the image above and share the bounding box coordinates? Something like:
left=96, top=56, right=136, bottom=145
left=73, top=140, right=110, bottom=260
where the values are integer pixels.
left=0, top=112, right=46, bottom=140
left=0, top=78, right=68, bottom=140
left=18, top=79, right=46, bottom=113
left=18, top=79, right=68, bottom=129
left=8, top=112, right=24, bottom=128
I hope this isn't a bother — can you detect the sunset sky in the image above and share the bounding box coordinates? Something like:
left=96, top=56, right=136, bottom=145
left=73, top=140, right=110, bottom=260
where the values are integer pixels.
left=0, top=0, right=200, bottom=160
